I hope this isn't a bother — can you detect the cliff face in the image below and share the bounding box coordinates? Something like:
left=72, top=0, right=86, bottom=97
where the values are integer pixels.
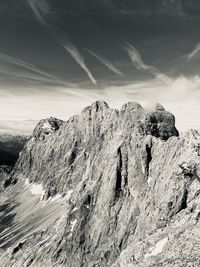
left=0, top=101, right=200, bottom=267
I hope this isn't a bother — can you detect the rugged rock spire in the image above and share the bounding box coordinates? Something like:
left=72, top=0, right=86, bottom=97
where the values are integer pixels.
left=145, top=103, right=179, bottom=140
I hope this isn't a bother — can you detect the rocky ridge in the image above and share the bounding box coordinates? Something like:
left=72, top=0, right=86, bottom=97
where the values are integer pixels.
left=0, top=101, right=200, bottom=267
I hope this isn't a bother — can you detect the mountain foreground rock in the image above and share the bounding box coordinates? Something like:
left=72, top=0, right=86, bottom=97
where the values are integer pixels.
left=0, top=101, right=200, bottom=267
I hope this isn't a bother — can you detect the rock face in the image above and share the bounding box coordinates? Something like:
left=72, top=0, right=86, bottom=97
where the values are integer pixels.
left=145, top=103, right=179, bottom=141
left=1, top=101, right=200, bottom=267
left=32, top=117, right=64, bottom=141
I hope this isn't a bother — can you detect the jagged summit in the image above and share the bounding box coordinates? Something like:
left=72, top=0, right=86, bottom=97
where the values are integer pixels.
left=32, top=117, right=64, bottom=140
left=145, top=103, right=179, bottom=141
left=82, top=100, right=109, bottom=113
left=32, top=101, right=179, bottom=142
left=155, top=103, right=165, bottom=111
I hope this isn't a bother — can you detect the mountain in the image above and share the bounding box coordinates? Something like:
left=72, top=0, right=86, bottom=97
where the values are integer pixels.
left=0, top=134, right=28, bottom=192
left=0, top=101, right=200, bottom=267
left=0, top=134, right=28, bottom=166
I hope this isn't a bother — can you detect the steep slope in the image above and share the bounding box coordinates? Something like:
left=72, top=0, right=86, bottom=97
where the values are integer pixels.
left=0, top=101, right=200, bottom=267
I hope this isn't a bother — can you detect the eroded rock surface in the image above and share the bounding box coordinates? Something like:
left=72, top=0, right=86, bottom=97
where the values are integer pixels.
left=0, top=101, right=200, bottom=267
left=145, top=103, right=179, bottom=140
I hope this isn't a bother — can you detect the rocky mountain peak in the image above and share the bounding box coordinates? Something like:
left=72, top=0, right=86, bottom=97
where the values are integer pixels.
left=2, top=101, right=198, bottom=267
left=32, top=117, right=64, bottom=141
left=121, top=101, right=143, bottom=112
left=155, top=103, right=165, bottom=111
left=82, top=100, right=109, bottom=114
left=145, top=104, right=179, bottom=141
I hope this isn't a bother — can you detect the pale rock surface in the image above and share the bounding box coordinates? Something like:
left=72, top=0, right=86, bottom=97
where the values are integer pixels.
left=0, top=101, right=200, bottom=267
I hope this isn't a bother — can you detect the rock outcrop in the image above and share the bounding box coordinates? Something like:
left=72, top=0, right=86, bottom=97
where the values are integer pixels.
left=145, top=103, right=179, bottom=141
left=0, top=101, right=200, bottom=267
left=32, top=117, right=64, bottom=141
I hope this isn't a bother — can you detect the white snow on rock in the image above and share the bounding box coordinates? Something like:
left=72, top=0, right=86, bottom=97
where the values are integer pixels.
left=144, top=237, right=168, bottom=261
left=42, top=122, right=53, bottom=130
left=25, top=179, right=45, bottom=199
left=64, top=190, right=74, bottom=200
left=68, top=219, right=78, bottom=239
left=72, top=207, right=79, bottom=212
left=30, top=184, right=45, bottom=196
left=70, top=219, right=77, bottom=233
left=147, top=176, right=153, bottom=187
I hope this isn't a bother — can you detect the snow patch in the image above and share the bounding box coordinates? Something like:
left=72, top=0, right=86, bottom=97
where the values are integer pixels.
left=64, top=190, right=74, bottom=200
left=147, top=176, right=153, bottom=187
left=72, top=207, right=79, bottom=212
left=68, top=219, right=78, bottom=239
left=70, top=219, right=77, bottom=232
left=144, top=237, right=168, bottom=261
left=30, top=184, right=45, bottom=196
left=25, top=179, right=45, bottom=199
left=42, top=122, right=52, bottom=130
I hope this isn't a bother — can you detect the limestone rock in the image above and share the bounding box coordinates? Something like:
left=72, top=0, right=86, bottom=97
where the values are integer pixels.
left=145, top=103, right=179, bottom=140
left=0, top=101, right=199, bottom=267
left=32, top=117, right=64, bottom=141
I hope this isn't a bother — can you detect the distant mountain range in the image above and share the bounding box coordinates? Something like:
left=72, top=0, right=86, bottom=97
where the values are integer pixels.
left=0, top=134, right=28, bottom=166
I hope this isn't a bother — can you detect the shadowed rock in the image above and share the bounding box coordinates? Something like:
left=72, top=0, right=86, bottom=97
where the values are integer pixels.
left=145, top=103, right=179, bottom=140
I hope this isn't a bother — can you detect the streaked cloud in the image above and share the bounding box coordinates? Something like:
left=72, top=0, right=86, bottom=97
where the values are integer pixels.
left=63, top=43, right=96, bottom=85
left=0, top=53, right=56, bottom=80
left=124, top=42, right=172, bottom=84
left=27, top=0, right=97, bottom=85
left=186, top=42, right=200, bottom=61
left=27, top=0, right=50, bottom=25
left=85, top=49, right=124, bottom=77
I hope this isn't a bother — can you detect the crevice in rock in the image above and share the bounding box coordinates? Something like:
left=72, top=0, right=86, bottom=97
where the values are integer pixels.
left=4, top=177, right=18, bottom=188
left=68, top=150, right=76, bottom=165
left=119, top=232, right=129, bottom=251
left=146, top=144, right=152, bottom=177
left=68, top=142, right=78, bottom=166
left=115, top=147, right=123, bottom=199
left=26, top=258, right=34, bottom=266
left=83, top=194, right=92, bottom=208
left=12, top=241, right=25, bottom=255
left=178, top=188, right=188, bottom=212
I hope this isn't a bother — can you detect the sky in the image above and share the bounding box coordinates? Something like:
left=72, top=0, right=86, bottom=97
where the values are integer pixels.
left=0, top=0, right=200, bottom=134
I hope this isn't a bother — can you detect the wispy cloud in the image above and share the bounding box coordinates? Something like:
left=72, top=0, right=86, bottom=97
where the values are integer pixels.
left=124, top=42, right=172, bottom=84
left=186, top=42, right=200, bottom=61
left=27, top=0, right=50, bottom=25
left=0, top=53, right=73, bottom=88
left=63, top=44, right=96, bottom=85
left=85, top=49, right=124, bottom=77
left=0, top=53, right=56, bottom=80
left=27, top=0, right=97, bottom=85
